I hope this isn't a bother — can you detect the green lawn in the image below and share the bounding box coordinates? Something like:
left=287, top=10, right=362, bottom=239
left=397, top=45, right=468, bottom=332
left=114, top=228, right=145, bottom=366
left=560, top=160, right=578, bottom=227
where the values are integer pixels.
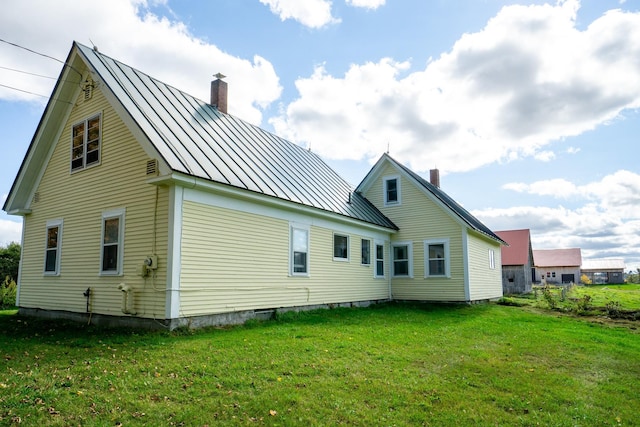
left=1, top=303, right=638, bottom=426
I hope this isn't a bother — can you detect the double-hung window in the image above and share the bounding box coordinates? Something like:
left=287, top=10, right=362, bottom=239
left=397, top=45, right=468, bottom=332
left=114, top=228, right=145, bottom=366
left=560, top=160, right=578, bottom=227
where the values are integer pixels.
left=333, top=233, right=349, bottom=261
left=291, top=225, right=309, bottom=276
left=44, top=219, right=63, bottom=275
left=424, top=239, right=450, bottom=278
left=489, top=249, right=496, bottom=269
left=101, top=209, right=125, bottom=275
left=384, top=176, right=401, bottom=206
left=71, top=114, right=101, bottom=171
left=375, top=242, right=385, bottom=278
left=361, top=239, right=371, bottom=265
left=392, top=241, right=412, bottom=277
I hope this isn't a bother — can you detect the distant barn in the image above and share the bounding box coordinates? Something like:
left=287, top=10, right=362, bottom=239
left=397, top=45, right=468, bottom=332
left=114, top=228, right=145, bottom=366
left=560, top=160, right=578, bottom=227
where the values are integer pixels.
left=581, top=259, right=625, bottom=284
left=496, top=229, right=534, bottom=294
left=533, top=248, right=582, bottom=285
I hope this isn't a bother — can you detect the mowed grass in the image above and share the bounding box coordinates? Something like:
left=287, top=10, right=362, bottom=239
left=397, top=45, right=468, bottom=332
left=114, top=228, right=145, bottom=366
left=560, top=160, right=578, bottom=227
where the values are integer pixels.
left=1, top=303, right=638, bottom=426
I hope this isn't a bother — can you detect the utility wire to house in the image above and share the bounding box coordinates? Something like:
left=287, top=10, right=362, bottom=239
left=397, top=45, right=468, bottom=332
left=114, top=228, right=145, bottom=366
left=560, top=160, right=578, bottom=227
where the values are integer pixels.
left=0, top=38, right=83, bottom=104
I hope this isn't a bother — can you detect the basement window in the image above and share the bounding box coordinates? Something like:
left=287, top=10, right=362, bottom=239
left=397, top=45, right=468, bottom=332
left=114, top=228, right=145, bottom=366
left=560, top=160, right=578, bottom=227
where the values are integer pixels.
left=71, top=114, right=101, bottom=172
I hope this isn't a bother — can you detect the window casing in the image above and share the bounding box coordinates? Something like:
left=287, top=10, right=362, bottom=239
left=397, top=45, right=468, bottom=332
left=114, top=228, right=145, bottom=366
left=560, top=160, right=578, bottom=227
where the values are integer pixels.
left=100, top=209, right=125, bottom=275
left=384, top=176, right=401, bottom=206
left=361, top=239, right=371, bottom=265
left=424, top=239, right=450, bottom=278
left=291, top=225, right=309, bottom=276
left=375, top=242, right=385, bottom=278
left=44, top=219, right=63, bottom=275
left=71, top=114, right=101, bottom=172
left=333, top=233, right=349, bottom=261
left=392, top=241, right=413, bottom=277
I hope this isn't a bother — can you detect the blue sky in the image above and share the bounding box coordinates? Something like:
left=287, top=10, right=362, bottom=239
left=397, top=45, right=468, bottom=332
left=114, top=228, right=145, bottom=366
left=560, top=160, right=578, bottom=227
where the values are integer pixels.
left=1, top=0, right=639, bottom=271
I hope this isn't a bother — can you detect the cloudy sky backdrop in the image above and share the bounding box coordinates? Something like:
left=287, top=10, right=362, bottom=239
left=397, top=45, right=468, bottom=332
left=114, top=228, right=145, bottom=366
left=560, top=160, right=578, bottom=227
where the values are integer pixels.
left=1, top=0, right=639, bottom=270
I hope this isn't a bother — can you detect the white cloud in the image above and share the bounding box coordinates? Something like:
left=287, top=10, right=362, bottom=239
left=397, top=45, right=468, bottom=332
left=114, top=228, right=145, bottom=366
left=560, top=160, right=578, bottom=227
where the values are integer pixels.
left=478, top=170, right=640, bottom=269
left=259, top=0, right=340, bottom=28
left=504, top=170, right=640, bottom=213
left=272, top=0, right=640, bottom=174
left=0, top=0, right=282, bottom=125
left=566, top=146, right=580, bottom=154
left=0, top=219, right=22, bottom=246
left=346, top=0, right=385, bottom=10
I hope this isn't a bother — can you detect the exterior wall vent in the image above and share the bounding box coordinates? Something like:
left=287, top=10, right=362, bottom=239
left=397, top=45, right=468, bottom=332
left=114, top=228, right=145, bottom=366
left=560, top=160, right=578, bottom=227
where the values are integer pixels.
left=146, top=159, right=158, bottom=176
left=33, top=192, right=40, bottom=203
left=82, top=77, right=94, bottom=101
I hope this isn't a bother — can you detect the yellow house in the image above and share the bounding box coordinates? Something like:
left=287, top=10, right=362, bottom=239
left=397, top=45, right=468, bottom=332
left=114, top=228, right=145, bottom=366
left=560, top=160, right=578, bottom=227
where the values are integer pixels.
left=3, top=42, right=505, bottom=329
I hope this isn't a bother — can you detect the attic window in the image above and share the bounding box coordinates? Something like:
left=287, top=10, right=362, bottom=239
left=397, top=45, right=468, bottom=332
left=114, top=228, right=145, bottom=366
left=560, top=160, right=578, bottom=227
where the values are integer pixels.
left=384, top=176, right=401, bottom=206
left=71, top=114, right=101, bottom=172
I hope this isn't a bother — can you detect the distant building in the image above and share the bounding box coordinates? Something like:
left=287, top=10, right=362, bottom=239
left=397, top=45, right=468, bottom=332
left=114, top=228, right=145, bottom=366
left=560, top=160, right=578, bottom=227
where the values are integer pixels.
left=581, top=259, right=625, bottom=284
left=496, top=229, right=534, bottom=294
left=533, top=248, right=582, bottom=284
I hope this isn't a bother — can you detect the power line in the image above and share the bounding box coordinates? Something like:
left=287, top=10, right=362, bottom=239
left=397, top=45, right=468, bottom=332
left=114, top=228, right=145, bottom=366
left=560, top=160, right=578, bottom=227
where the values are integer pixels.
left=0, top=65, right=56, bottom=79
left=0, top=37, right=83, bottom=78
left=0, top=82, right=72, bottom=104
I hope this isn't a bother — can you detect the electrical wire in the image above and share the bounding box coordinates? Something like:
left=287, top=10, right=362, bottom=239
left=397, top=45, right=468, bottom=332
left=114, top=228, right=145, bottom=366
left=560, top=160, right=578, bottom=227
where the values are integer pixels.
left=0, top=37, right=83, bottom=77
left=0, top=65, right=56, bottom=79
left=0, top=82, right=73, bottom=104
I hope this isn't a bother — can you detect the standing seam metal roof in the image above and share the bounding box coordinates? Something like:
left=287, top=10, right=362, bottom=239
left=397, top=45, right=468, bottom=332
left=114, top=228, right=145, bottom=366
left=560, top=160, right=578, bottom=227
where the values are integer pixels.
left=76, top=43, right=397, bottom=230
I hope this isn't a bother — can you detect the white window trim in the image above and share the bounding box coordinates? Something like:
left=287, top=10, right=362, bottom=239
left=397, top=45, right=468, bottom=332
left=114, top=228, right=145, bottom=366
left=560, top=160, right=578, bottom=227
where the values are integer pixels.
left=360, top=238, right=371, bottom=266
left=290, top=223, right=310, bottom=277
left=489, top=249, right=496, bottom=270
left=100, top=208, right=125, bottom=276
left=70, top=112, right=102, bottom=173
left=374, top=240, right=385, bottom=278
left=392, top=241, right=413, bottom=278
left=424, top=238, right=450, bottom=278
left=383, top=175, right=401, bottom=207
left=43, top=219, right=63, bottom=276
left=332, top=233, right=350, bottom=262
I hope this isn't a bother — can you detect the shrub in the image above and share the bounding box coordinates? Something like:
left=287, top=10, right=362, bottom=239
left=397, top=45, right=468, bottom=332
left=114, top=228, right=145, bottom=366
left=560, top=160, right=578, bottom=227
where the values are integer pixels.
left=605, top=300, right=622, bottom=317
left=573, top=294, right=592, bottom=314
left=541, top=284, right=558, bottom=309
left=0, top=276, right=17, bottom=308
left=580, top=274, right=592, bottom=285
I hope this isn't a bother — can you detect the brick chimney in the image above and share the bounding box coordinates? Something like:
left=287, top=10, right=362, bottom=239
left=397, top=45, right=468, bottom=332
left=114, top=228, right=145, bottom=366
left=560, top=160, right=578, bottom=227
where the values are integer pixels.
left=430, top=169, right=440, bottom=188
left=211, top=73, right=227, bottom=114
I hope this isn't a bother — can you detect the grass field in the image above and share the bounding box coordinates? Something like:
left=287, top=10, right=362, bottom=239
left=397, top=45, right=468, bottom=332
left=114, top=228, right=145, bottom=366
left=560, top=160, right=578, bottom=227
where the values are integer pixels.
left=502, top=283, right=640, bottom=320
left=1, top=302, right=638, bottom=426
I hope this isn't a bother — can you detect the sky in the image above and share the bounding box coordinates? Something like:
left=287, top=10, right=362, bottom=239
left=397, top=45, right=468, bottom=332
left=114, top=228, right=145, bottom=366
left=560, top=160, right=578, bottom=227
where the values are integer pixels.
left=1, top=0, right=639, bottom=271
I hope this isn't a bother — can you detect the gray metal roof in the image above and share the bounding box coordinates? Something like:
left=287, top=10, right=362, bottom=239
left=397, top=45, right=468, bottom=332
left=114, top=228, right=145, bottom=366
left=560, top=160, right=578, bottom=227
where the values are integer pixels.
left=76, top=43, right=397, bottom=230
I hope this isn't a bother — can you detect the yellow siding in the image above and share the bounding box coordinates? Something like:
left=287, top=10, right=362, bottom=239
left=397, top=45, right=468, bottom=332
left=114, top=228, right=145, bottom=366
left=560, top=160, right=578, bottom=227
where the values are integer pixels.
left=19, top=82, right=168, bottom=318
left=179, top=200, right=389, bottom=316
left=363, top=163, right=466, bottom=301
left=467, top=232, right=503, bottom=300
